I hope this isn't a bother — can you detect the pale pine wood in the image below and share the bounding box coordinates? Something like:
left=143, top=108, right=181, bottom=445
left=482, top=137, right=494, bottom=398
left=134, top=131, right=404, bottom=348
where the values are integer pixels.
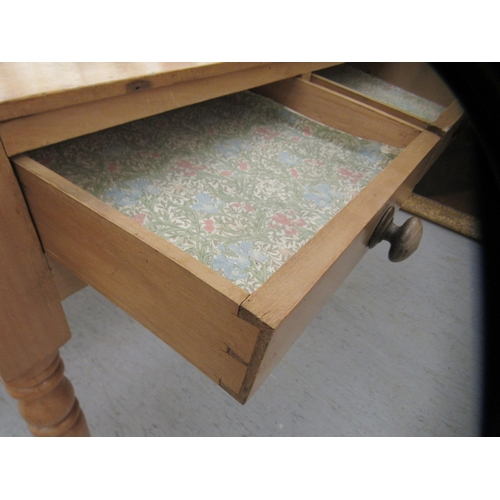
left=4, top=63, right=451, bottom=406
left=253, top=78, right=423, bottom=149
left=311, top=73, right=463, bottom=137
left=0, top=145, right=71, bottom=382
left=0, top=63, right=268, bottom=121
left=220, top=327, right=273, bottom=404
left=240, top=132, right=441, bottom=399
left=11, top=78, right=442, bottom=403
left=241, top=131, right=440, bottom=330
left=4, top=351, right=90, bottom=436
left=310, top=74, right=430, bottom=129
left=0, top=63, right=335, bottom=156
left=13, top=155, right=261, bottom=396
left=429, top=100, right=464, bottom=135
left=47, top=255, right=87, bottom=300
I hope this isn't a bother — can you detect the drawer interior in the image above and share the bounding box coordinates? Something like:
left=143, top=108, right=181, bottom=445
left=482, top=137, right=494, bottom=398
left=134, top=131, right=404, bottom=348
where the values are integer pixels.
left=13, top=78, right=441, bottom=403
left=25, top=90, right=402, bottom=294
left=312, top=63, right=461, bottom=133
left=316, top=64, right=446, bottom=121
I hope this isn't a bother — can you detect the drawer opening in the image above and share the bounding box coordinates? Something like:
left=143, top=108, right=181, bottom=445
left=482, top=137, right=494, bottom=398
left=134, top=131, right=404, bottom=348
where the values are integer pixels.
left=21, top=90, right=404, bottom=294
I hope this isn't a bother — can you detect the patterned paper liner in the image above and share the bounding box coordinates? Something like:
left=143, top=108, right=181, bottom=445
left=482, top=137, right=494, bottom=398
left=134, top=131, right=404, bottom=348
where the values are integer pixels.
left=317, top=65, right=445, bottom=122
left=28, top=91, right=402, bottom=293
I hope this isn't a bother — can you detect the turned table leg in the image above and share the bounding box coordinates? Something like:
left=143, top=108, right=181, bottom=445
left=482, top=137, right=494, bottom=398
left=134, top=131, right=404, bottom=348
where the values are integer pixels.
left=0, top=146, right=90, bottom=436
left=4, top=351, right=90, bottom=437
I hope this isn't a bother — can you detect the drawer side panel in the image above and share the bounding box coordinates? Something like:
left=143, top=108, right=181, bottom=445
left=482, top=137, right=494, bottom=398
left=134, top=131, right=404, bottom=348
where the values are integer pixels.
left=13, top=156, right=260, bottom=396
left=253, top=78, right=423, bottom=149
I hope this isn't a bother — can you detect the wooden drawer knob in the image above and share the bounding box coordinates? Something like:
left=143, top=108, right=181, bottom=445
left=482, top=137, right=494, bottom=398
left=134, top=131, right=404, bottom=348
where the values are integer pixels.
left=368, top=206, right=423, bottom=262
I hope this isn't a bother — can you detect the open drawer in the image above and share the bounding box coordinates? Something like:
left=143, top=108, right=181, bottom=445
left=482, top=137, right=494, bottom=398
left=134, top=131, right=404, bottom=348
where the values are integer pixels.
left=12, top=77, right=442, bottom=403
left=312, top=63, right=463, bottom=138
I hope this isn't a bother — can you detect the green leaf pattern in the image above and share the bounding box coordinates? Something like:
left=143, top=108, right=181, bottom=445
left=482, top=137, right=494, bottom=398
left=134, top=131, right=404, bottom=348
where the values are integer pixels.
left=29, top=91, right=401, bottom=292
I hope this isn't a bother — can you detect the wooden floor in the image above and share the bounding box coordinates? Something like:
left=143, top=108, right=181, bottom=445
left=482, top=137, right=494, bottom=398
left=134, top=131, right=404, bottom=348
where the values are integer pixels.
left=0, top=211, right=483, bottom=436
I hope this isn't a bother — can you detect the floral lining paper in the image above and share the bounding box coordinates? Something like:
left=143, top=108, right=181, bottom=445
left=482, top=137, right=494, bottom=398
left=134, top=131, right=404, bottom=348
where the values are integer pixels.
left=317, top=65, right=445, bottom=122
left=29, top=91, right=401, bottom=293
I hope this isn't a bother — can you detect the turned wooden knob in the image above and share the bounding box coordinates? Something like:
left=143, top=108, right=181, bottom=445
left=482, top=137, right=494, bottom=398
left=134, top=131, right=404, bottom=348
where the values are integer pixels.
left=368, top=206, right=423, bottom=262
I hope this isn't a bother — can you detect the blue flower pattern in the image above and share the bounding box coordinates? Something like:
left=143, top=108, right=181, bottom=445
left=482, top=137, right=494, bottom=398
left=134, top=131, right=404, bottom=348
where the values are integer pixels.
left=105, top=179, right=160, bottom=207
left=191, top=193, right=225, bottom=214
left=358, top=143, right=384, bottom=162
left=214, top=139, right=243, bottom=158
left=212, top=242, right=268, bottom=283
left=304, top=184, right=334, bottom=208
left=278, top=151, right=297, bottom=166
left=212, top=252, right=248, bottom=281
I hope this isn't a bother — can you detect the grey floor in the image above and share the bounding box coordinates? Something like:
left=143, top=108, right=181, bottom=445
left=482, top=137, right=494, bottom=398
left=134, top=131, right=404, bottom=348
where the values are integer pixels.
left=0, top=212, right=483, bottom=436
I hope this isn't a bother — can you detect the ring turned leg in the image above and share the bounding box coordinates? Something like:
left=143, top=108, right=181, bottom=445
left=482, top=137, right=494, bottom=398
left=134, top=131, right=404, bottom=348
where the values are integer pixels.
left=4, top=351, right=90, bottom=437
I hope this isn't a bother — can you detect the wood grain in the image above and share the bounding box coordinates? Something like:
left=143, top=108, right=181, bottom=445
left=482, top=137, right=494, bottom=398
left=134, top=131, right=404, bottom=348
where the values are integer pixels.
left=429, top=100, right=464, bottom=136
left=0, top=63, right=267, bottom=121
left=13, top=155, right=260, bottom=396
left=310, top=73, right=430, bottom=129
left=239, top=132, right=441, bottom=398
left=0, top=63, right=335, bottom=156
left=253, top=78, right=423, bottom=149
left=311, top=68, right=462, bottom=137
left=47, top=255, right=87, bottom=300
left=0, top=145, right=71, bottom=382
left=241, top=131, right=440, bottom=330
left=3, top=64, right=449, bottom=406
left=4, top=351, right=90, bottom=436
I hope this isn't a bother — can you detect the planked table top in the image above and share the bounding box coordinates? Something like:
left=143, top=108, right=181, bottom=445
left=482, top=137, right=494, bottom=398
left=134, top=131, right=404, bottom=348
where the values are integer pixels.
left=0, top=62, right=269, bottom=121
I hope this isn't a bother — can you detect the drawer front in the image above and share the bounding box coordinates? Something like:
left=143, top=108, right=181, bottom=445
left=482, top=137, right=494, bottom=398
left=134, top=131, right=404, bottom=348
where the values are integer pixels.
left=239, top=131, right=441, bottom=400
left=13, top=77, right=442, bottom=403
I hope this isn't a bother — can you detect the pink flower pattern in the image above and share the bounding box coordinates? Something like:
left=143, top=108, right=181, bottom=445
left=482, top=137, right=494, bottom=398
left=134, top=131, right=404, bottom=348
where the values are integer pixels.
left=338, top=168, right=363, bottom=184
left=270, top=212, right=307, bottom=235
left=132, top=213, right=146, bottom=225
left=175, top=159, right=207, bottom=177
left=29, top=91, right=400, bottom=292
left=204, top=219, right=215, bottom=233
